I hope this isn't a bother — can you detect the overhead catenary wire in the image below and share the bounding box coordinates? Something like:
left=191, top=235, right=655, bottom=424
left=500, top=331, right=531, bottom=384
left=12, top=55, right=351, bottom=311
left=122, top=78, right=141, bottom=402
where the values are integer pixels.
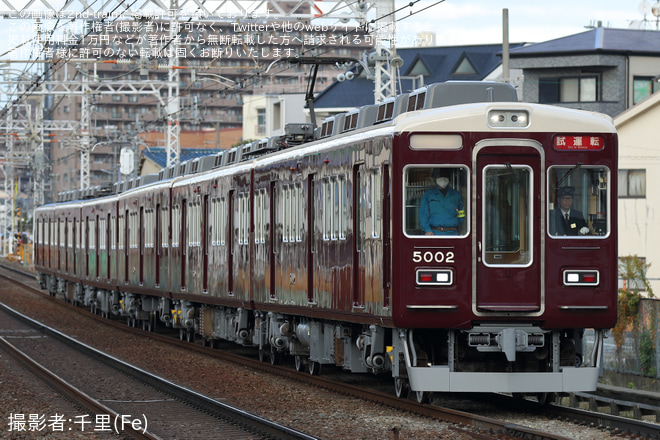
left=2, top=0, right=448, bottom=147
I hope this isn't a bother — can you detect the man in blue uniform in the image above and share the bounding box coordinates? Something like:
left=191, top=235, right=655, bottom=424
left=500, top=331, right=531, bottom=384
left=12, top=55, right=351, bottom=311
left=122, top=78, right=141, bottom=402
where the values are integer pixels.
left=420, top=168, right=465, bottom=235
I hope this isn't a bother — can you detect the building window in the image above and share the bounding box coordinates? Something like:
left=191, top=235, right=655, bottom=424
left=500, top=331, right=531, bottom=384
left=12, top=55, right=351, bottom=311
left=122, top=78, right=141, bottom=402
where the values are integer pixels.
left=618, top=169, right=646, bottom=198
left=633, top=76, right=660, bottom=105
left=539, top=76, right=598, bottom=103
left=256, top=108, right=266, bottom=135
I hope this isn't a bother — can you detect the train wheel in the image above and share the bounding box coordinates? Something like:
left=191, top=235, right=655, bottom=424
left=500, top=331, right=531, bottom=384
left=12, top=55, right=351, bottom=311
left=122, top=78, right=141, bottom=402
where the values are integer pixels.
left=394, top=378, right=410, bottom=399
left=536, top=392, right=555, bottom=406
left=142, top=319, right=153, bottom=332
left=308, top=360, right=321, bottom=376
left=294, top=355, right=305, bottom=372
left=269, top=349, right=280, bottom=365
left=415, top=391, right=429, bottom=404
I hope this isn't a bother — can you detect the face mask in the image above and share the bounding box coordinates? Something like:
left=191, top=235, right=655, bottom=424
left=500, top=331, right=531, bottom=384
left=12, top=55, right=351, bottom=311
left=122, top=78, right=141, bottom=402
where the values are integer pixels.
left=436, top=177, right=449, bottom=188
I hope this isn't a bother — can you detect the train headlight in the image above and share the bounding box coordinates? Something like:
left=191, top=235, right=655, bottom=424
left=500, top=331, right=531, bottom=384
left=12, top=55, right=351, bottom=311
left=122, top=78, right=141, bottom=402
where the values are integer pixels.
left=563, top=270, right=599, bottom=286
left=416, top=269, right=453, bottom=286
left=487, top=109, right=530, bottom=128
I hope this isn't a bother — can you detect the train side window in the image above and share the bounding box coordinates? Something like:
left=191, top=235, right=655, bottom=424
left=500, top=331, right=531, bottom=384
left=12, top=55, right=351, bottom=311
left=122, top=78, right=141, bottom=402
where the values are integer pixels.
left=323, top=179, right=331, bottom=240
left=404, top=166, right=469, bottom=237
left=89, top=218, right=96, bottom=250
left=254, top=190, right=266, bottom=244
left=158, top=207, right=167, bottom=248
left=172, top=205, right=180, bottom=247
left=283, top=185, right=291, bottom=242
left=188, top=202, right=201, bottom=247
left=296, top=182, right=304, bottom=242
left=237, top=193, right=250, bottom=245
left=212, top=198, right=225, bottom=246
left=99, top=217, right=106, bottom=250
left=371, top=168, right=382, bottom=238
left=220, top=198, right=227, bottom=246
left=323, top=175, right=347, bottom=241
left=111, top=216, right=116, bottom=250
left=547, top=166, right=610, bottom=238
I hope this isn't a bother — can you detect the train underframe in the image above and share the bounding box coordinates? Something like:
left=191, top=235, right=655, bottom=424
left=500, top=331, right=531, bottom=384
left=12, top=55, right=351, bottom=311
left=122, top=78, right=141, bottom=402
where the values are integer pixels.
left=40, top=273, right=605, bottom=400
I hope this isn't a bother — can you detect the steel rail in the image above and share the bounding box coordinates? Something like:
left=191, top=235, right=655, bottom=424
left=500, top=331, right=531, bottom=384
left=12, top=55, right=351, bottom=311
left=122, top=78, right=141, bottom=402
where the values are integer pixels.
left=0, top=299, right=319, bottom=440
left=0, top=336, right=157, bottom=440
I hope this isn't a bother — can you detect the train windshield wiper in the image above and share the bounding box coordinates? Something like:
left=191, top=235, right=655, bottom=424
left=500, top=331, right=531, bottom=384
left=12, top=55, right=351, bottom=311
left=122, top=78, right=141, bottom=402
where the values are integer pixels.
left=555, top=162, right=583, bottom=189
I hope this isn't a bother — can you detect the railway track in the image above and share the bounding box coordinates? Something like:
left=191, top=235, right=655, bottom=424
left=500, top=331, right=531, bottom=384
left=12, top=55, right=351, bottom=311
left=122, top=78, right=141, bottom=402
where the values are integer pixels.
left=1, top=262, right=658, bottom=439
left=0, top=302, right=317, bottom=440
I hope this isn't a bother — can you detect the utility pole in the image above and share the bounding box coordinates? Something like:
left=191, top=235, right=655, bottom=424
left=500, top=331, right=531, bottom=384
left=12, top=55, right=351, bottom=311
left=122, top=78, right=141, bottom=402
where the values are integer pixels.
left=372, top=0, right=400, bottom=102
left=166, top=0, right=181, bottom=168
left=79, top=64, right=94, bottom=189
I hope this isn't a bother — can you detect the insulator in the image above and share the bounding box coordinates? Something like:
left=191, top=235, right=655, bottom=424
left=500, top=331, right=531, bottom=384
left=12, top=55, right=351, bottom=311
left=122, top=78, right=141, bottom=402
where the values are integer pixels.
left=116, top=59, right=132, bottom=64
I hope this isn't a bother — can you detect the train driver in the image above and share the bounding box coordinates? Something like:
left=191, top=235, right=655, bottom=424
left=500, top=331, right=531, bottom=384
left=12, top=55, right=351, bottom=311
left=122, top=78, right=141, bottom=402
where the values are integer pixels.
left=552, top=186, right=590, bottom=236
left=420, top=168, right=465, bottom=236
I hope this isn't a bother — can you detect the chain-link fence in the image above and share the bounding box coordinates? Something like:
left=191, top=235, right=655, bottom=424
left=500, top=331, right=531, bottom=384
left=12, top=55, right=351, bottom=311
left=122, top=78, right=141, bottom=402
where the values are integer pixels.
left=585, top=298, right=659, bottom=379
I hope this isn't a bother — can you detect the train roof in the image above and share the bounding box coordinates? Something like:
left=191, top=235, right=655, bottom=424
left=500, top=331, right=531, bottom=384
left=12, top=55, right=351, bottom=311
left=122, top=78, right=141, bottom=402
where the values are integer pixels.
left=394, top=101, right=616, bottom=135
left=42, top=80, right=615, bottom=207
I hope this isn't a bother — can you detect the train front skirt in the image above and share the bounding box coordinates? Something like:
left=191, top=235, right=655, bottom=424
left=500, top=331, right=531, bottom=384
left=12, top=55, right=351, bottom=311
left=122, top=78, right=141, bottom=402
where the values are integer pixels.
left=394, top=328, right=604, bottom=393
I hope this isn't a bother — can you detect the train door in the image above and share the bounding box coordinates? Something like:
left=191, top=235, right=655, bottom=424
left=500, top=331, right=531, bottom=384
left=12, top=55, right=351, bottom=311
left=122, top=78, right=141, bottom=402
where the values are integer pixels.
left=155, top=204, right=161, bottom=286
left=106, top=213, right=111, bottom=280
left=307, top=175, right=315, bottom=303
left=227, top=191, right=234, bottom=295
left=85, top=216, right=90, bottom=278
left=139, top=207, right=144, bottom=285
left=180, top=200, right=187, bottom=291
left=57, top=218, right=62, bottom=271
left=202, top=195, right=209, bottom=293
left=352, top=163, right=366, bottom=308
left=64, top=218, right=69, bottom=273
left=269, top=183, right=276, bottom=300
left=474, top=143, right=544, bottom=314
left=95, top=214, right=100, bottom=279
left=124, top=210, right=129, bottom=284
left=72, top=218, right=77, bottom=275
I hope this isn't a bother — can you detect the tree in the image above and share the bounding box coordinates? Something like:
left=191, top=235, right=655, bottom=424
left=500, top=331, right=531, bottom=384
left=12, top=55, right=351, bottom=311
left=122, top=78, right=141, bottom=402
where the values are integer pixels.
left=613, top=255, right=655, bottom=376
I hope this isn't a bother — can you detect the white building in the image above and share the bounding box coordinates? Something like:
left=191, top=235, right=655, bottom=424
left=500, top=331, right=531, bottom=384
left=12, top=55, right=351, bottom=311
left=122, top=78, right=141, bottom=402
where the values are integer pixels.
left=614, top=92, right=660, bottom=294
left=242, top=94, right=307, bottom=141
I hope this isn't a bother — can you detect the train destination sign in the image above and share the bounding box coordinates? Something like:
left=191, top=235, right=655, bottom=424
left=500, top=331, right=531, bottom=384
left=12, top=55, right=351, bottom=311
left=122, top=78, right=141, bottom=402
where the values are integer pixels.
left=553, top=135, right=604, bottom=151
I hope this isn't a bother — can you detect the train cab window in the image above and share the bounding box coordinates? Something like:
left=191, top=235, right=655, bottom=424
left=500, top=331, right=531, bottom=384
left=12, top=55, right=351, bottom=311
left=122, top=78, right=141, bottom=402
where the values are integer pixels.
left=404, top=166, right=468, bottom=237
left=548, top=166, right=610, bottom=238
left=483, top=165, right=532, bottom=266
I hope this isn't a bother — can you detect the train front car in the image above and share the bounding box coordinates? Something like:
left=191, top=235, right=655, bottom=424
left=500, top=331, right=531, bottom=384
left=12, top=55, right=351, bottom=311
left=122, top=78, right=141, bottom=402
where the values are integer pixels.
left=390, top=102, right=617, bottom=398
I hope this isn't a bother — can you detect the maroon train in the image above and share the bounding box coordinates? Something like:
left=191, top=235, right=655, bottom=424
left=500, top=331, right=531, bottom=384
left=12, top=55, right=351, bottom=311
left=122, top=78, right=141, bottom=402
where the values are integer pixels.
left=34, top=81, right=617, bottom=401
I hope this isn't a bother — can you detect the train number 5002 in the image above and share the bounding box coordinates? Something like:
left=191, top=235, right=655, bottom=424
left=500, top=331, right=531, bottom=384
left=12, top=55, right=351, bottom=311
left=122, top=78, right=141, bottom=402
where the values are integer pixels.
left=412, top=251, right=455, bottom=264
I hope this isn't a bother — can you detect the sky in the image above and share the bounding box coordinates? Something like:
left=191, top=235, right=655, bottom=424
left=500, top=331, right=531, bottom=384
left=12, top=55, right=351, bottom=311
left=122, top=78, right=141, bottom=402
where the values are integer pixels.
left=393, top=0, right=657, bottom=47
left=0, top=1, right=657, bottom=64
